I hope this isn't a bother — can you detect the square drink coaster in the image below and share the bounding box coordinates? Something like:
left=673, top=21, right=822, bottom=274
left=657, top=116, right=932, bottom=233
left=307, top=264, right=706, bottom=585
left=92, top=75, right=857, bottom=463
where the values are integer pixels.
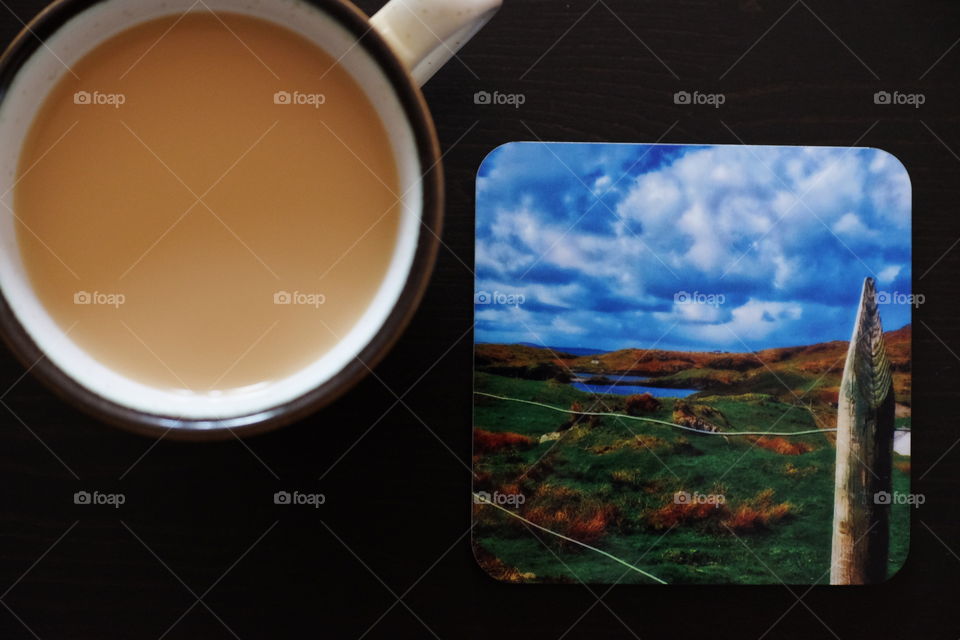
left=472, top=142, right=913, bottom=585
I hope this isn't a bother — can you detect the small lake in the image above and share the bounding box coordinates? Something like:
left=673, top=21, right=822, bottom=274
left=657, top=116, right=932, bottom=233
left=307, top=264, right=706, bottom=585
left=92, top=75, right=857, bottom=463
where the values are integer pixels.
left=570, top=382, right=699, bottom=398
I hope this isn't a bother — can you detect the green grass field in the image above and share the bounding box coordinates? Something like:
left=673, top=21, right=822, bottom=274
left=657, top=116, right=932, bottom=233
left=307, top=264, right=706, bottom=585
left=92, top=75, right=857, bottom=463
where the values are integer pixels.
left=472, top=372, right=910, bottom=585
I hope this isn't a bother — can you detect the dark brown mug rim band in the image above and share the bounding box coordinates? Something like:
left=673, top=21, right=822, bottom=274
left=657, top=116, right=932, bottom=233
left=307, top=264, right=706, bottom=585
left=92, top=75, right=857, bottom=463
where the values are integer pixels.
left=0, top=0, right=444, bottom=440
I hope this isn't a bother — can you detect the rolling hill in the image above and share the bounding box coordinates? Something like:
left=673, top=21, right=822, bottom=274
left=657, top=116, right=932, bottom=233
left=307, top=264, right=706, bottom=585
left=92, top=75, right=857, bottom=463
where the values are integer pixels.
left=475, top=325, right=912, bottom=415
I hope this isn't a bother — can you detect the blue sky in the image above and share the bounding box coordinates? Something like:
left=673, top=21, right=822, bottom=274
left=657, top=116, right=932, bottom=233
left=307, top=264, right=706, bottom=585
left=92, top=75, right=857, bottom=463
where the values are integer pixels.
left=475, top=143, right=912, bottom=352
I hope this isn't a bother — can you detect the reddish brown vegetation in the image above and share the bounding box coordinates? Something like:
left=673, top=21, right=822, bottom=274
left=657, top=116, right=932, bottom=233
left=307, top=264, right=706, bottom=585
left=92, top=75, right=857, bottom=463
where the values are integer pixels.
left=647, top=488, right=792, bottom=534
left=722, top=489, right=793, bottom=533
left=885, top=324, right=912, bottom=370
left=569, top=401, right=588, bottom=423
left=474, top=429, right=535, bottom=454
left=808, top=387, right=840, bottom=406
left=473, top=545, right=536, bottom=582
left=673, top=401, right=726, bottom=433
left=572, top=348, right=701, bottom=376
left=561, top=401, right=600, bottom=430
left=475, top=325, right=911, bottom=402
left=625, top=393, right=661, bottom=415
left=798, top=360, right=839, bottom=375
left=752, top=436, right=814, bottom=455
left=498, top=482, right=523, bottom=496
left=522, top=485, right=617, bottom=546
left=647, top=499, right=723, bottom=530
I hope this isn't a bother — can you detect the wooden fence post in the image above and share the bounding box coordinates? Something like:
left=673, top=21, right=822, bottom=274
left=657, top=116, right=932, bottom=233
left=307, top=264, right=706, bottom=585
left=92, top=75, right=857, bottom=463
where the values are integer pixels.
left=830, top=277, right=896, bottom=584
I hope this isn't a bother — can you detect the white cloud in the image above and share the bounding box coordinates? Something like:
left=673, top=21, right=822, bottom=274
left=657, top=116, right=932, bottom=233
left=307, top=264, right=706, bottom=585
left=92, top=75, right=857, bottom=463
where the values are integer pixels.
left=877, top=264, right=902, bottom=283
left=475, top=144, right=912, bottom=350
left=832, top=212, right=870, bottom=236
left=678, top=299, right=804, bottom=345
left=592, top=174, right=612, bottom=194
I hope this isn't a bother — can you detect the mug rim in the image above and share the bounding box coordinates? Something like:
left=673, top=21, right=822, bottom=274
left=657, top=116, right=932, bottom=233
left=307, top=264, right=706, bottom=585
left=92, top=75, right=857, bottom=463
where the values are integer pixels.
left=0, top=0, right=444, bottom=440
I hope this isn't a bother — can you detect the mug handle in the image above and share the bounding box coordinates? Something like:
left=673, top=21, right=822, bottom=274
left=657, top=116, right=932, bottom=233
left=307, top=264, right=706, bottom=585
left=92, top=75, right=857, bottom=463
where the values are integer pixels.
left=370, top=0, right=502, bottom=86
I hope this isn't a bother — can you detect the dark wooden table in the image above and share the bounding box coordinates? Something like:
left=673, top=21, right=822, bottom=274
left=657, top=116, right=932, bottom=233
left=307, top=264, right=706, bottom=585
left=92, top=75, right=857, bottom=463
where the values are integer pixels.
left=2, top=0, right=958, bottom=638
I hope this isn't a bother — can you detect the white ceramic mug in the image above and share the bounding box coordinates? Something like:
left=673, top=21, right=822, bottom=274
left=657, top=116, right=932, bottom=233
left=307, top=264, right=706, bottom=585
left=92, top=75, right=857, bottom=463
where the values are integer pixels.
left=0, top=0, right=500, bottom=438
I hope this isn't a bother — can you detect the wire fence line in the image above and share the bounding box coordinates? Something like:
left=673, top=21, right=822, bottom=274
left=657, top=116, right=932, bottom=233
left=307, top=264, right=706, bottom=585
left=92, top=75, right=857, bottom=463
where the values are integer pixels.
left=473, top=493, right=669, bottom=585
left=474, top=391, right=838, bottom=437
left=472, top=391, right=842, bottom=585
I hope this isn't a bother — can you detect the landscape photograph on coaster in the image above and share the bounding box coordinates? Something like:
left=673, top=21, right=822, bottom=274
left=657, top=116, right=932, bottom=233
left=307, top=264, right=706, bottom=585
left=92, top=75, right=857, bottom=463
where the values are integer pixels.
left=472, top=142, right=913, bottom=585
